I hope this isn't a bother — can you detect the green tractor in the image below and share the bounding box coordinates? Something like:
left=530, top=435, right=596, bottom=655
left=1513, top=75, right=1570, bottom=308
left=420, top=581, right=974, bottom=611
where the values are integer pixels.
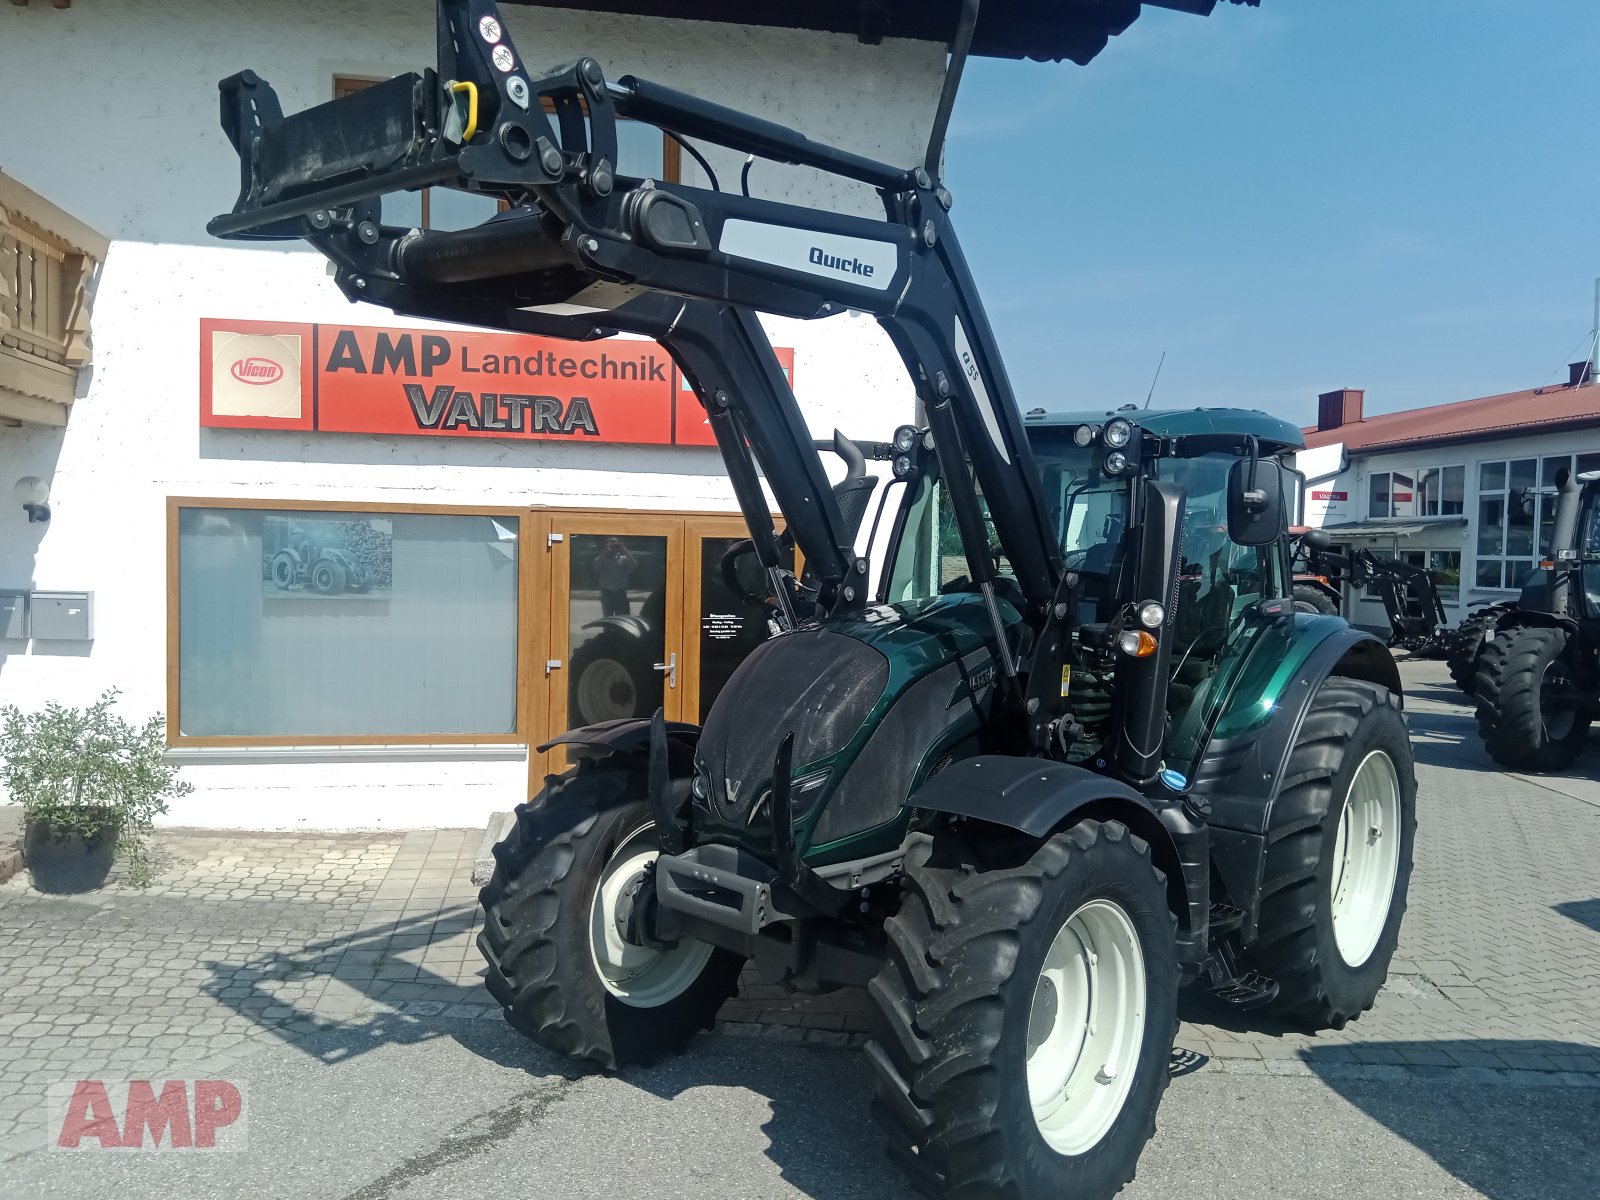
left=208, top=2, right=1415, bottom=1195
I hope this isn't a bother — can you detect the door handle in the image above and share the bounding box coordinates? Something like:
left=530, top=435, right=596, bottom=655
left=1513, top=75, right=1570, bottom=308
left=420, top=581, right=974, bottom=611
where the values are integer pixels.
left=653, top=652, right=678, bottom=688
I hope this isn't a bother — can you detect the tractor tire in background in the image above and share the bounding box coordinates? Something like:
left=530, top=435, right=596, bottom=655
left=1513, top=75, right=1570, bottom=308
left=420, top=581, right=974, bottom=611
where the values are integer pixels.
left=570, top=632, right=655, bottom=725
left=867, top=820, right=1177, bottom=1200
left=1246, top=678, right=1415, bottom=1030
left=311, top=559, right=346, bottom=595
left=1292, top=585, right=1339, bottom=617
left=1474, top=626, right=1590, bottom=770
left=270, top=551, right=298, bottom=590
left=1447, top=607, right=1505, bottom=696
left=477, top=764, right=743, bottom=1070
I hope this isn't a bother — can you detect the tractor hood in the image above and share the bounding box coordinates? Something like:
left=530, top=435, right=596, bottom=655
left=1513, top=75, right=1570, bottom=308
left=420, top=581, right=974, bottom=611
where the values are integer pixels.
left=692, top=593, right=1012, bottom=860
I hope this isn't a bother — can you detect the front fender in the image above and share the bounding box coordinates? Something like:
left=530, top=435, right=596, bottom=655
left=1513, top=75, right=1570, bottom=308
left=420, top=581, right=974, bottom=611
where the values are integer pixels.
left=909, top=756, right=1208, bottom=961
left=537, top=716, right=700, bottom=758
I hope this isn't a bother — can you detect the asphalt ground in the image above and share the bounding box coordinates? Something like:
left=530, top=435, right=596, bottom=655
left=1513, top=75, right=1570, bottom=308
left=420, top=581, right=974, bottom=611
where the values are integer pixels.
left=4, top=1016, right=1597, bottom=1200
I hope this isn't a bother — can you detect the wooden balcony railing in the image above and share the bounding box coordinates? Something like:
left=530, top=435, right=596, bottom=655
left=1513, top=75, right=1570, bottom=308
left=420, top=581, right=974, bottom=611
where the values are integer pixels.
left=0, top=170, right=109, bottom=427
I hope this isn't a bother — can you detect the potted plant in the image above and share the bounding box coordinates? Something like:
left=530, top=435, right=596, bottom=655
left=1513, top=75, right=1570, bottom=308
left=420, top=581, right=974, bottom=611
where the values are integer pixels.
left=0, top=689, right=190, bottom=893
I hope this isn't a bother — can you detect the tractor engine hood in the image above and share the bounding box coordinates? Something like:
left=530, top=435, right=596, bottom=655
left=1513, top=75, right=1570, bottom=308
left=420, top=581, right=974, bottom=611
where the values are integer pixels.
left=692, top=594, right=1012, bottom=857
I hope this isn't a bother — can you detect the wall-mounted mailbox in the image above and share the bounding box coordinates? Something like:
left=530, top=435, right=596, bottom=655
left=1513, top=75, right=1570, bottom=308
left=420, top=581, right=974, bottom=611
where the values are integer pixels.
left=29, top=591, right=93, bottom=642
left=0, top=592, right=26, bottom=640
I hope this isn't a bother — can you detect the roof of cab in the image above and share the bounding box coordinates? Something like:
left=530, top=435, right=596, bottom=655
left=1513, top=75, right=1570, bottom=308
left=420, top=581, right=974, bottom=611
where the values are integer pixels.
left=1024, top=407, right=1305, bottom=453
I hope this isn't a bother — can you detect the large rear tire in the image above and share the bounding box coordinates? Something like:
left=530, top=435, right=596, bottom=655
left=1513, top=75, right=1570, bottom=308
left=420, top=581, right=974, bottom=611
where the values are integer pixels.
left=1475, top=626, right=1589, bottom=770
left=1447, top=608, right=1502, bottom=696
left=1248, top=678, right=1416, bottom=1029
left=867, top=820, right=1177, bottom=1200
left=477, top=763, right=744, bottom=1070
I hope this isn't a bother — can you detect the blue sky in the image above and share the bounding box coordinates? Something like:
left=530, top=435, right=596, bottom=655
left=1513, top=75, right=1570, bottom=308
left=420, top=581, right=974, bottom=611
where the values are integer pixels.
left=947, top=0, right=1600, bottom=428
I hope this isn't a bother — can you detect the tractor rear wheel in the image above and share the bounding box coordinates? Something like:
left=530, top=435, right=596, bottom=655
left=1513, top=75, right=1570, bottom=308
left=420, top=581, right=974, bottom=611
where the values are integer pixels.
left=1447, top=608, right=1501, bottom=696
left=1248, top=678, right=1415, bottom=1029
left=1292, top=585, right=1339, bottom=617
left=867, top=820, right=1177, bottom=1200
left=477, top=763, right=743, bottom=1070
left=1475, top=626, right=1590, bottom=770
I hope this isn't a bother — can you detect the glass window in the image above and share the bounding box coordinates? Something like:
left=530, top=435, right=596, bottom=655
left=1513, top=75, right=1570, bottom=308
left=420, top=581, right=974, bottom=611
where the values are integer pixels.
left=1368, top=472, right=1391, bottom=519
left=1475, top=458, right=1551, bottom=592
left=178, top=506, right=519, bottom=738
left=1428, top=550, right=1461, bottom=604
left=1416, top=465, right=1464, bottom=516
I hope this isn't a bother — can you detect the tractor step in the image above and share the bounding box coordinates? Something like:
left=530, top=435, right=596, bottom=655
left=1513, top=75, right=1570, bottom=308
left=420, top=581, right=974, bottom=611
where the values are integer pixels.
left=1207, top=902, right=1245, bottom=936
left=1202, top=932, right=1280, bottom=1009
left=1207, top=970, right=1280, bottom=1010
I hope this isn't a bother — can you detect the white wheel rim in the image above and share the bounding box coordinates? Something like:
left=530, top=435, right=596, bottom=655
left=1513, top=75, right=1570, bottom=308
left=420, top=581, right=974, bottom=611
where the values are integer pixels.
left=1026, top=898, right=1146, bottom=1157
left=1540, top=661, right=1577, bottom=741
left=1330, top=750, right=1402, bottom=967
left=588, top=826, right=713, bottom=1008
left=576, top=658, right=638, bottom=722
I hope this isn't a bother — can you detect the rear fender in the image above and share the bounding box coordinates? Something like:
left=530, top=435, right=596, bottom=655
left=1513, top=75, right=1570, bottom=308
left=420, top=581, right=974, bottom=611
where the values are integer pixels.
left=1497, top=609, right=1579, bottom=636
left=1195, top=625, right=1400, bottom=942
left=910, top=756, right=1208, bottom=962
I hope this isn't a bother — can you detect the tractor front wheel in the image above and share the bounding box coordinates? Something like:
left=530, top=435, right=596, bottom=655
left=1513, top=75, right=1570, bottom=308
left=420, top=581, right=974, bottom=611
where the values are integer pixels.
left=1248, top=678, right=1415, bottom=1029
left=1475, top=626, right=1590, bottom=770
left=868, top=820, right=1177, bottom=1200
left=477, top=764, right=743, bottom=1070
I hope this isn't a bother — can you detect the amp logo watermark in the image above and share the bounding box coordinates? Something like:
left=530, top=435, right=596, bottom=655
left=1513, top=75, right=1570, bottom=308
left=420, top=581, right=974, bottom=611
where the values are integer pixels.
left=49, top=1080, right=247, bottom=1151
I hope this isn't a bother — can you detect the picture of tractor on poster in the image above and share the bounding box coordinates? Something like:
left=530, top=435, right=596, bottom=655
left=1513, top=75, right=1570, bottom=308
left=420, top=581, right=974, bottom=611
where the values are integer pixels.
left=261, top=516, right=393, bottom=600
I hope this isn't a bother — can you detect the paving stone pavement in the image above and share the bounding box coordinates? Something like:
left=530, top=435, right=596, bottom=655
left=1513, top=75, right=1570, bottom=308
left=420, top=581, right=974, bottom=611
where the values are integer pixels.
left=2, top=658, right=1598, bottom=1161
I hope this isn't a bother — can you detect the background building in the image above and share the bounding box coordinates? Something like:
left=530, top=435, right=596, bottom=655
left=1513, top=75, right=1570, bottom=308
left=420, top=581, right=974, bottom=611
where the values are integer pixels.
left=1295, top=366, right=1600, bottom=630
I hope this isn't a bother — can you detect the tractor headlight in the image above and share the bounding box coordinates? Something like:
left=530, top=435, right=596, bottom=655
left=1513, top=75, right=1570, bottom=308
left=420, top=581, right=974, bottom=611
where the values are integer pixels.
left=1138, top=601, right=1166, bottom=628
left=893, top=425, right=917, bottom=454
left=1104, top=418, right=1133, bottom=449
left=1073, top=423, right=1097, bottom=447
left=691, top=773, right=707, bottom=800
left=893, top=455, right=913, bottom=477
left=1104, top=450, right=1129, bottom=475
left=1117, top=629, right=1158, bottom=657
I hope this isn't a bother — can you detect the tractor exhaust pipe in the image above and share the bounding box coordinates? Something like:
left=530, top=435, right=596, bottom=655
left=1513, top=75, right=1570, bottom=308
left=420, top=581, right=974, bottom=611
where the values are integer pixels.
left=1549, top=467, right=1582, bottom=618
left=1111, top=479, right=1185, bottom=786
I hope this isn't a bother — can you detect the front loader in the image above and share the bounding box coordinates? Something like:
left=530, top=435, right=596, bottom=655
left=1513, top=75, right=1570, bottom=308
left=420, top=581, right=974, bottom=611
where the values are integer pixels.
left=207, top=3, right=1415, bottom=1196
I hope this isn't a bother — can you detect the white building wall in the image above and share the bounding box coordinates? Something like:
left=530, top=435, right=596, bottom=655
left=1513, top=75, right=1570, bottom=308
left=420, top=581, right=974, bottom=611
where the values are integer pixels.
left=0, top=1, right=943, bottom=829
left=1294, top=427, right=1600, bottom=629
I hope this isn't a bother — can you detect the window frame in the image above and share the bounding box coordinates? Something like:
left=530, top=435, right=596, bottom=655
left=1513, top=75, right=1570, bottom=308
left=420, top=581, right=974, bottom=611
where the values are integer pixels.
left=166, top=496, right=534, bottom=748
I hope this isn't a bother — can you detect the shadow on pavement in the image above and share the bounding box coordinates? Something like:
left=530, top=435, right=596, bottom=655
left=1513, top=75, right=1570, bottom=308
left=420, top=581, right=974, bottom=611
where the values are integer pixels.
left=202, top=904, right=487, bottom=1064
left=1555, top=898, right=1600, bottom=933
left=1302, top=1039, right=1600, bottom=1200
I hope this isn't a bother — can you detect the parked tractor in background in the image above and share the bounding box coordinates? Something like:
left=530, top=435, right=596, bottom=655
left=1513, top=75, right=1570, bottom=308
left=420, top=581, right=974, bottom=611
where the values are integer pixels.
left=208, top=3, right=1415, bottom=1197
left=1446, top=599, right=1518, bottom=696
left=1473, top=467, right=1600, bottom=769
left=1300, top=539, right=1451, bottom=655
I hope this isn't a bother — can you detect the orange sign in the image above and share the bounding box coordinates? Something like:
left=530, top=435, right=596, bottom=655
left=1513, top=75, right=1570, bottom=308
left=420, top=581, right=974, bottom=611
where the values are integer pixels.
left=199, top=318, right=794, bottom=448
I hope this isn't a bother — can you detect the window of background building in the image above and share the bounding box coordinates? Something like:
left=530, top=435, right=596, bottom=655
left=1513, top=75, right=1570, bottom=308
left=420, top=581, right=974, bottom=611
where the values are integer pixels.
left=174, top=503, right=521, bottom=741
left=333, top=77, right=680, bottom=231
left=1368, top=466, right=1464, bottom=518
left=1476, top=452, right=1600, bottom=589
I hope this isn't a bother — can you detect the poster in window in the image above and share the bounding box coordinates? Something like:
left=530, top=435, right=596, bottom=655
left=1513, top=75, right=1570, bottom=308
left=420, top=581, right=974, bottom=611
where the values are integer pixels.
left=261, top=516, right=393, bottom=601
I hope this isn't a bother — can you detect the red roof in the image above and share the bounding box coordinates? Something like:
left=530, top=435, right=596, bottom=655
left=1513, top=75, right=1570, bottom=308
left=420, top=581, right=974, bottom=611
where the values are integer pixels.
left=1301, top=379, right=1600, bottom=454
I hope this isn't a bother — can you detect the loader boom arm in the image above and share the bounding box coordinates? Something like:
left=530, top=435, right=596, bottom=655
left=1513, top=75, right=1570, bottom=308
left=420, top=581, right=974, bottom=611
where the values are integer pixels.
left=209, top=0, right=1062, bottom=613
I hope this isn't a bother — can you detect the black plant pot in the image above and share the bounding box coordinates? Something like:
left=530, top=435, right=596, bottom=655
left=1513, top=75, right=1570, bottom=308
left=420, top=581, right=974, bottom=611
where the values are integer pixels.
left=23, top=820, right=119, bottom=894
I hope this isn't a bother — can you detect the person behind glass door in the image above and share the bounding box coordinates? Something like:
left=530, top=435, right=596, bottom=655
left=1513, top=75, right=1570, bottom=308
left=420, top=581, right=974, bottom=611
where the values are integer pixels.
left=594, top=538, right=637, bottom=616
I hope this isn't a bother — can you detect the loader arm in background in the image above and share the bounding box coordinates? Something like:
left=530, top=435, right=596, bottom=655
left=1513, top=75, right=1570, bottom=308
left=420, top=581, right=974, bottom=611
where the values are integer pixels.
left=209, top=0, right=1063, bottom=620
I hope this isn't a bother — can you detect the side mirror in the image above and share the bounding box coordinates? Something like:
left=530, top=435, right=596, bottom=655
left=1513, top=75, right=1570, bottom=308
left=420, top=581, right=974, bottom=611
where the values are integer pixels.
left=1227, top=457, right=1288, bottom=547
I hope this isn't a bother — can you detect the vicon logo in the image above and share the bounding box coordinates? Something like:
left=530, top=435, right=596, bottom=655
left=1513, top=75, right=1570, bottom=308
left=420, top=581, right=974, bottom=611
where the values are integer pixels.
left=230, top=357, right=285, bottom=385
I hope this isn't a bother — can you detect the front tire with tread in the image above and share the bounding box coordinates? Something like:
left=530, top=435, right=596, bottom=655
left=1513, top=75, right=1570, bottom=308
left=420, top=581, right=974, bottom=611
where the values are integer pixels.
left=477, top=762, right=743, bottom=1070
left=867, top=819, right=1178, bottom=1200
left=1475, top=626, right=1589, bottom=770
